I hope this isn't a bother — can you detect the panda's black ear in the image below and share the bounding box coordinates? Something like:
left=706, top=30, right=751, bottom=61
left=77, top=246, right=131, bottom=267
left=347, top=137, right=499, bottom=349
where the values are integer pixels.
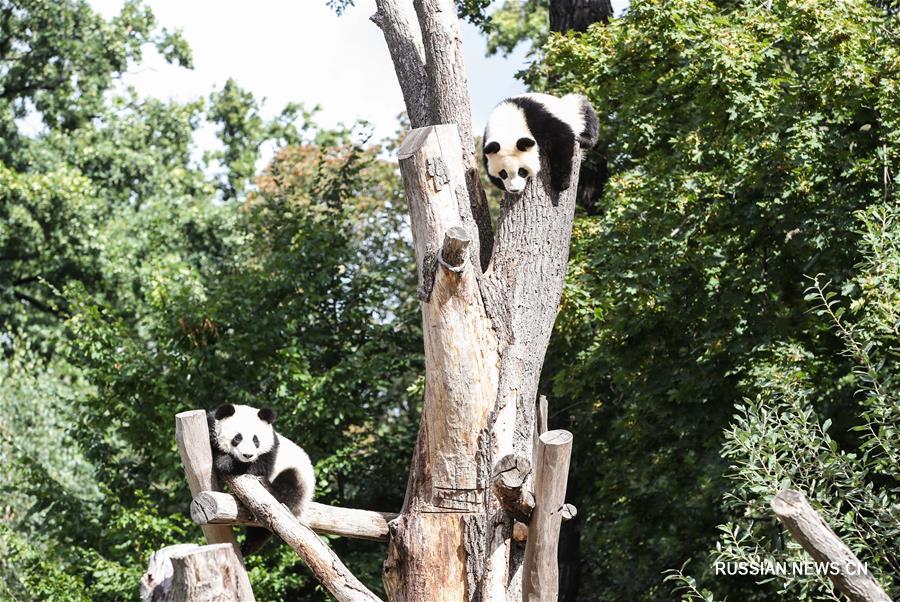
left=214, top=404, right=236, bottom=420
left=516, top=137, right=536, bottom=151
left=258, top=408, right=277, bottom=424
left=484, top=141, right=500, bottom=154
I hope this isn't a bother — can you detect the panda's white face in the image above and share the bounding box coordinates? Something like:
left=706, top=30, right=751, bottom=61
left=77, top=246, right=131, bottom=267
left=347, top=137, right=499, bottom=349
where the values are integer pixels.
left=484, top=142, right=540, bottom=194
left=212, top=404, right=276, bottom=464
left=483, top=103, right=541, bottom=194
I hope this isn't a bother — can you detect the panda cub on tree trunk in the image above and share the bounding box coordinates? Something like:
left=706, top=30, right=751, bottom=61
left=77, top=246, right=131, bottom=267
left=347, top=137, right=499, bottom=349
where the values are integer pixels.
left=483, top=93, right=599, bottom=194
left=208, top=403, right=315, bottom=556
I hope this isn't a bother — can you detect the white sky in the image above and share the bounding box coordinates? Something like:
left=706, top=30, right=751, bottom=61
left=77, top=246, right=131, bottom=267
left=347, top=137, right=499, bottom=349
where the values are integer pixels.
left=88, top=0, right=627, bottom=151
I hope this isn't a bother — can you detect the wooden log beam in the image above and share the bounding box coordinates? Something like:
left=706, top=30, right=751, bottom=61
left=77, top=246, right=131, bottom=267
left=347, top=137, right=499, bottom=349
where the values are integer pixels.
left=522, top=430, right=573, bottom=602
left=175, top=411, right=242, bottom=557
left=225, top=473, right=382, bottom=602
left=140, top=543, right=254, bottom=602
left=492, top=454, right=535, bottom=523
left=191, top=491, right=397, bottom=542
left=771, top=490, right=891, bottom=602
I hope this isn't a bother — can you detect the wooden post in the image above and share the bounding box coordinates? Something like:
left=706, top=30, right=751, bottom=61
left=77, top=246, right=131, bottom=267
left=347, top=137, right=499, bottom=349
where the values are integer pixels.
left=522, top=430, right=573, bottom=601
left=170, top=544, right=254, bottom=602
left=771, top=490, right=891, bottom=602
left=140, top=544, right=254, bottom=602
left=225, top=474, right=383, bottom=602
left=175, top=410, right=242, bottom=555
left=191, top=491, right=397, bottom=542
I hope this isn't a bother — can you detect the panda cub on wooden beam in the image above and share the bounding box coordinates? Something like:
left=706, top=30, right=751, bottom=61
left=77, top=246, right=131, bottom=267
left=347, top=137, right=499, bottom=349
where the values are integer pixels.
left=482, top=93, right=599, bottom=195
left=208, top=404, right=316, bottom=556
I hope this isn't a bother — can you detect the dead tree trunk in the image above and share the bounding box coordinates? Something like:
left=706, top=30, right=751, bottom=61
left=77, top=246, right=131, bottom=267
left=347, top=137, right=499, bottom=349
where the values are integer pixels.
left=372, top=3, right=581, bottom=599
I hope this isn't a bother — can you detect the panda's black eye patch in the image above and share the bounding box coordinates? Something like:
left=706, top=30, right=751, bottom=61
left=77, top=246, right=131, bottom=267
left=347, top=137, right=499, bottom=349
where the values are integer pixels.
left=231, top=434, right=242, bottom=446
left=253, top=435, right=260, bottom=448
left=518, top=168, right=528, bottom=177
left=499, top=170, right=508, bottom=179
left=516, top=137, right=536, bottom=151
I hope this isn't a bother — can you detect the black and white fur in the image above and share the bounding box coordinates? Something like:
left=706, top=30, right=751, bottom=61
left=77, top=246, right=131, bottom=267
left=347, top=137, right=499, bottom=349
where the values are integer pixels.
left=208, top=403, right=315, bottom=556
left=482, top=93, right=599, bottom=194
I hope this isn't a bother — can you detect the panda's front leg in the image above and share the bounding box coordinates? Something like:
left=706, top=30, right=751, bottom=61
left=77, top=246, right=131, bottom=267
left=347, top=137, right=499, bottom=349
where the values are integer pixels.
left=214, top=452, right=238, bottom=477
left=548, top=136, right=577, bottom=192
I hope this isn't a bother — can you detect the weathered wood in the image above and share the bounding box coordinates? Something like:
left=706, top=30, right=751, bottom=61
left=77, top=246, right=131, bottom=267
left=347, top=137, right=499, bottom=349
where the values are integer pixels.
left=771, top=490, right=891, bottom=602
left=141, top=544, right=254, bottom=602
left=537, top=396, right=548, bottom=436
left=226, top=473, right=382, bottom=602
left=386, top=124, right=501, bottom=602
left=492, top=454, right=535, bottom=523
left=170, top=544, right=255, bottom=602
left=386, top=102, right=582, bottom=602
left=375, top=0, right=584, bottom=597
left=140, top=544, right=199, bottom=602
left=522, top=430, right=573, bottom=602
left=397, top=124, right=500, bottom=501
left=440, top=225, right=471, bottom=269
left=175, top=410, right=242, bottom=556
left=533, top=395, right=548, bottom=466
left=371, top=0, right=427, bottom=129
left=191, top=491, right=397, bottom=542
left=412, top=0, right=493, bottom=271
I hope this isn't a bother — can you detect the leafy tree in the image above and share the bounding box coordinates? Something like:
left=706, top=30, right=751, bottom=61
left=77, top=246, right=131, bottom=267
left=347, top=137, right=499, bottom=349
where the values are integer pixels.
left=538, top=0, right=900, bottom=598
left=53, top=138, right=420, bottom=600
left=207, top=79, right=321, bottom=201
left=0, top=0, right=189, bottom=163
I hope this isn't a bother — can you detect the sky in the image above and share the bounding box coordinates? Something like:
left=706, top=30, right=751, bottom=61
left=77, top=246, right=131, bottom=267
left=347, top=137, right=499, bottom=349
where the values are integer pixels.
left=88, top=0, right=627, bottom=152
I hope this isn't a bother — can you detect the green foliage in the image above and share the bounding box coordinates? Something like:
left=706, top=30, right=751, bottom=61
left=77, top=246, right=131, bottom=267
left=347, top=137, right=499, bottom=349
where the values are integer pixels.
left=481, top=0, right=548, bottom=58
left=54, top=140, right=420, bottom=600
left=711, top=205, right=900, bottom=599
left=539, top=0, right=900, bottom=598
left=0, top=0, right=190, bottom=158
left=207, top=79, right=323, bottom=201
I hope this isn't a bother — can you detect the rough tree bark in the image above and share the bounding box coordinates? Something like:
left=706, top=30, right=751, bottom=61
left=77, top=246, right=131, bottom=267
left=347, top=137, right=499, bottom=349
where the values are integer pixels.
left=373, top=3, right=582, bottom=598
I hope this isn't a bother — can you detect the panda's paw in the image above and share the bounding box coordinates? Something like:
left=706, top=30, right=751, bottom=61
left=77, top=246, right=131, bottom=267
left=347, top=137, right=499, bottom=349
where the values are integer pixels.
left=553, top=175, right=572, bottom=192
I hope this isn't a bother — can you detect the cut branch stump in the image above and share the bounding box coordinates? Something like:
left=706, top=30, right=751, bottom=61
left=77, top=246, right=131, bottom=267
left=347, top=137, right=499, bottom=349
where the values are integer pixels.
left=492, top=454, right=535, bottom=523
left=140, top=543, right=253, bottom=602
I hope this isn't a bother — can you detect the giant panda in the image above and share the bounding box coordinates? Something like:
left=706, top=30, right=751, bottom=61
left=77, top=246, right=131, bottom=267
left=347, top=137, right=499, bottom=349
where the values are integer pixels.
left=207, top=403, right=316, bottom=556
left=482, top=93, right=599, bottom=194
